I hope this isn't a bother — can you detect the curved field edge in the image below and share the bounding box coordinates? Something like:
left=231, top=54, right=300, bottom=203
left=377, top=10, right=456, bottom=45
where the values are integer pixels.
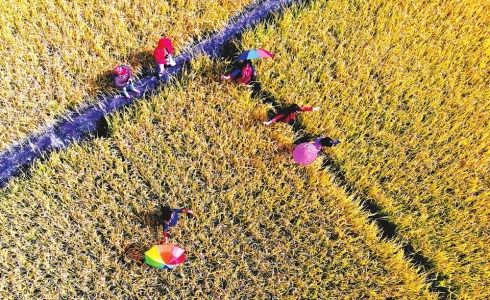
left=0, top=0, right=257, bottom=150
left=241, top=0, right=490, bottom=297
left=0, top=58, right=433, bottom=299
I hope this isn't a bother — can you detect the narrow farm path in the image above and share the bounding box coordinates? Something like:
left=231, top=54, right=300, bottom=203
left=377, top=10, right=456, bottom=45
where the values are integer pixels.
left=0, top=0, right=309, bottom=187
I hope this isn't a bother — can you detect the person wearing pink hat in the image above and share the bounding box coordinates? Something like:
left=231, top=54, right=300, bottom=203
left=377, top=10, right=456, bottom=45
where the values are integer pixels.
left=154, top=37, right=176, bottom=78
left=113, top=65, right=141, bottom=99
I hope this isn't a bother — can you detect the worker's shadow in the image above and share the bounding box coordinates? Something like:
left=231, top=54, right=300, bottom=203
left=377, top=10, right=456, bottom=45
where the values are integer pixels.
left=222, top=38, right=242, bottom=62
left=138, top=208, right=163, bottom=234
left=89, top=69, right=118, bottom=97
left=121, top=207, right=162, bottom=265
left=293, top=132, right=317, bottom=145
left=128, top=50, right=155, bottom=76
left=251, top=80, right=280, bottom=108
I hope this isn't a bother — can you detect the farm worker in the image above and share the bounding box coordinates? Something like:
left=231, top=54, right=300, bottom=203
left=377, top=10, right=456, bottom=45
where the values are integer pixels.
left=153, top=37, right=176, bottom=78
left=113, top=65, right=141, bottom=99
left=220, top=60, right=257, bottom=85
left=313, top=137, right=341, bottom=152
left=263, top=104, right=320, bottom=125
left=160, top=205, right=194, bottom=244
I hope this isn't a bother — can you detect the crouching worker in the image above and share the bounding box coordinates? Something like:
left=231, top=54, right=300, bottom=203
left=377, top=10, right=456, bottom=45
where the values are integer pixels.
left=154, top=37, right=176, bottom=78
left=113, top=65, right=140, bottom=99
left=313, top=137, right=341, bottom=152
left=160, top=205, right=194, bottom=244
left=220, top=60, right=257, bottom=85
left=263, top=104, right=320, bottom=125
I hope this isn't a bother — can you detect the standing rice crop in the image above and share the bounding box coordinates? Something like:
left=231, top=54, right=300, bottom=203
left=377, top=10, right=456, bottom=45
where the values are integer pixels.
left=242, top=0, right=490, bottom=297
left=0, top=0, right=255, bottom=150
left=0, top=57, right=433, bottom=298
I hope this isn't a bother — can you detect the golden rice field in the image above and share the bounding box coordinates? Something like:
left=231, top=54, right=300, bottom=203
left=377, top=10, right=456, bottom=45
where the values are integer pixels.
left=0, top=0, right=254, bottom=150
left=1, top=0, right=489, bottom=298
left=241, top=0, right=489, bottom=297
left=0, top=58, right=434, bottom=298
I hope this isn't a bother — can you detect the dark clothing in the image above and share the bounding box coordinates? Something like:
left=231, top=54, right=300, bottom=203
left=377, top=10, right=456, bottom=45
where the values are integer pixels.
left=163, top=208, right=184, bottom=233
left=314, top=137, right=340, bottom=151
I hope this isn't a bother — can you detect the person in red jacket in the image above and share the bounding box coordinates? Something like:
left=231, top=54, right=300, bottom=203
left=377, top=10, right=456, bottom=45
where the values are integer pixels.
left=160, top=205, right=194, bottom=244
left=220, top=60, right=257, bottom=85
left=154, top=37, right=176, bottom=78
left=263, top=104, right=320, bottom=125
left=113, top=65, right=141, bottom=99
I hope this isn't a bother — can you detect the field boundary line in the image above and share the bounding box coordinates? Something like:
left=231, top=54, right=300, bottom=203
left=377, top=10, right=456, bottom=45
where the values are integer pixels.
left=254, top=85, right=450, bottom=298
left=0, top=0, right=310, bottom=187
left=319, top=159, right=450, bottom=298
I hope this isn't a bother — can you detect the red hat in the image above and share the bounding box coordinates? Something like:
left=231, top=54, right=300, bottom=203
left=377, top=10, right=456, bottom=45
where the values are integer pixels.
left=114, top=66, right=127, bottom=76
left=157, top=37, right=174, bottom=55
left=158, top=37, right=172, bottom=49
